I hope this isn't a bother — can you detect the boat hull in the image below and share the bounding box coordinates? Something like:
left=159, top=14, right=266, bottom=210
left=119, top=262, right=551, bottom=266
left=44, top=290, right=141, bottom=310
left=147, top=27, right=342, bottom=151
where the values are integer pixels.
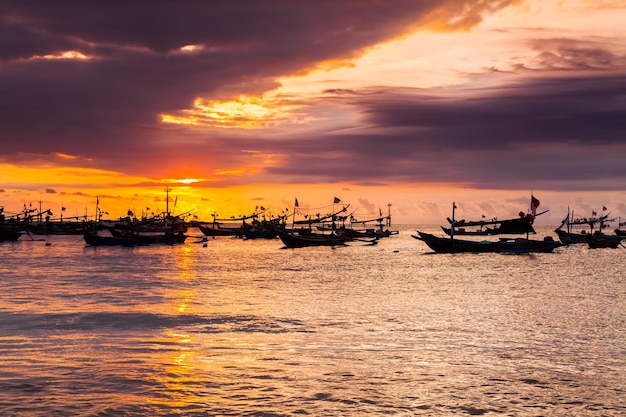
left=84, top=231, right=188, bottom=246
left=276, top=229, right=346, bottom=248
left=555, top=229, right=588, bottom=245
left=413, top=231, right=561, bottom=254
left=0, top=226, right=22, bottom=242
left=198, top=224, right=240, bottom=236
left=587, top=234, right=621, bottom=249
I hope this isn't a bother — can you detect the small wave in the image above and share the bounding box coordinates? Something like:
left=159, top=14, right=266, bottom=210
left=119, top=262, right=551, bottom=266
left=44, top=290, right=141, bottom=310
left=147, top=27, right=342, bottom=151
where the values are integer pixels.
left=0, top=312, right=307, bottom=335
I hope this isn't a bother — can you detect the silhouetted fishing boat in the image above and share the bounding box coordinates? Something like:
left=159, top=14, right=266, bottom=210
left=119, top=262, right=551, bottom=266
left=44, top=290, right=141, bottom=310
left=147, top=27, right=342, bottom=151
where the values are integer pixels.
left=586, top=233, right=621, bottom=249
left=83, top=230, right=134, bottom=246
left=275, top=228, right=346, bottom=248
left=413, top=231, right=561, bottom=254
left=240, top=217, right=286, bottom=239
left=335, top=203, right=398, bottom=238
left=84, top=230, right=188, bottom=246
left=555, top=206, right=617, bottom=245
left=0, top=224, right=22, bottom=242
left=441, top=210, right=546, bottom=236
left=197, top=223, right=240, bottom=236
left=0, top=206, right=24, bottom=242
left=414, top=197, right=561, bottom=254
left=196, top=208, right=286, bottom=238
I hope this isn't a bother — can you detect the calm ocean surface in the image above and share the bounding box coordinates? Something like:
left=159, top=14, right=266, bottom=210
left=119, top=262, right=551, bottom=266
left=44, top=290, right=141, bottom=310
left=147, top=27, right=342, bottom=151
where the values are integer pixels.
left=1, top=225, right=624, bottom=416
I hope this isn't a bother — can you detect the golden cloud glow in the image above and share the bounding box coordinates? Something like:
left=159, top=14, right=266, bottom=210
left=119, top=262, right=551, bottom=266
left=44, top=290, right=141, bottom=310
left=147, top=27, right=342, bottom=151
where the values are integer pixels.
left=214, top=168, right=255, bottom=176
left=161, top=94, right=298, bottom=128
left=35, top=50, right=89, bottom=60
left=180, top=44, right=203, bottom=52
left=53, top=152, right=81, bottom=160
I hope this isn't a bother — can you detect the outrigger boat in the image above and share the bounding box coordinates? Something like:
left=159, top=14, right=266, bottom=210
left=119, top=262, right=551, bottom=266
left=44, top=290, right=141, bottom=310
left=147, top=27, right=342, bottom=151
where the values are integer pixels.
left=414, top=230, right=561, bottom=254
left=334, top=204, right=399, bottom=238
left=84, top=188, right=189, bottom=247
left=84, top=229, right=188, bottom=246
left=275, top=228, right=346, bottom=248
left=555, top=207, right=618, bottom=245
left=0, top=207, right=23, bottom=242
left=275, top=197, right=360, bottom=248
left=0, top=224, right=22, bottom=242
left=441, top=209, right=547, bottom=236
left=195, top=208, right=287, bottom=238
left=586, top=233, right=621, bottom=249
left=413, top=197, right=561, bottom=254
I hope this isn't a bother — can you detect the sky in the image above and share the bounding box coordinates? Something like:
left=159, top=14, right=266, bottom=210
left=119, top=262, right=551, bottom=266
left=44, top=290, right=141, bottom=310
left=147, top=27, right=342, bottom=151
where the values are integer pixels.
left=1, top=0, right=625, bottom=225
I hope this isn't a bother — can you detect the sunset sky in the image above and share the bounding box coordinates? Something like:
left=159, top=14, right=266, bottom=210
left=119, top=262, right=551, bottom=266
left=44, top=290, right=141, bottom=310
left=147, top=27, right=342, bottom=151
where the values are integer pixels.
left=2, top=0, right=625, bottom=224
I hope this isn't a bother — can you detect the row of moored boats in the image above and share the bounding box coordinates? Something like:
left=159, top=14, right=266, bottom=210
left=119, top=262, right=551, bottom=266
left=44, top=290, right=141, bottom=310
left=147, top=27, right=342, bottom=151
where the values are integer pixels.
left=1, top=197, right=624, bottom=251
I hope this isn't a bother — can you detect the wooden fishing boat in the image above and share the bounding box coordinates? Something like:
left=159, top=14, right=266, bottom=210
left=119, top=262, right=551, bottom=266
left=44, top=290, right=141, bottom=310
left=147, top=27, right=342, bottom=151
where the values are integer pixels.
left=197, top=223, right=241, bottom=236
left=0, top=224, right=22, bottom=242
left=586, top=233, right=621, bottom=249
left=555, top=207, right=617, bottom=245
left=84, top=230, right=188, bottom=246
left=413, top=231, right=562, bottom=254
left=414, top=198, right=561, bottom=254
left=196, top=208, right=287, bottom=238
left=275, top=228, right=346, bottom=248
left=338, top=204, right=399, bottom=238
left=442, top=213, right=543, bottom=236
left=84, top=231, right=135, bottom=246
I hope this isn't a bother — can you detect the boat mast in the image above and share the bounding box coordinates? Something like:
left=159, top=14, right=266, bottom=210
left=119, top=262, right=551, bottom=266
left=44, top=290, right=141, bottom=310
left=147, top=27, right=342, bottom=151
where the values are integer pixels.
left=569, top=209, right=573, bottom=234
left=165, top=186, right=171, bottom=216
left=450, top=202, right=456, bottom=239
left=387, top=203, right=392, bottom=227
left=291, top=198, right=298, bottom=232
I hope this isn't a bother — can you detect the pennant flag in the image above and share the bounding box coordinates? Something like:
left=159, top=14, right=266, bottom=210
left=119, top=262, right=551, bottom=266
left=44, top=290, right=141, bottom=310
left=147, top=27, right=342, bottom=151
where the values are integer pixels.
left=602, top=206, right=607, bottom=211
left=294, top=198, right=299, bottom=207
left=333, top=197, right=341, bottom=204
left=530, top=195, right=540, bottom=215
left=61, top=207, right=66, bottom=211
left=592, top=211, right=597, bottom=216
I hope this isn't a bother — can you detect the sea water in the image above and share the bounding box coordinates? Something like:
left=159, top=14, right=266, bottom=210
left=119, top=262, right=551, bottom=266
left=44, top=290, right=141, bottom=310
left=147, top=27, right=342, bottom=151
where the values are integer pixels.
left=1, top=226, right=624, bottom=416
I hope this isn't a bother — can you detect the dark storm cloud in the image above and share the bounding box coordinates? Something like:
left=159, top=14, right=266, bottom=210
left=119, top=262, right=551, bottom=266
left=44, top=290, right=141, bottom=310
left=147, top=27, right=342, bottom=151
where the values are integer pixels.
left=525, top=38, right=624, bottom=71
left=359, top=73, right=626, bottom=147
left=2, top=0, right=481, bottom=154
left=259, top=72, right=626, bottom=189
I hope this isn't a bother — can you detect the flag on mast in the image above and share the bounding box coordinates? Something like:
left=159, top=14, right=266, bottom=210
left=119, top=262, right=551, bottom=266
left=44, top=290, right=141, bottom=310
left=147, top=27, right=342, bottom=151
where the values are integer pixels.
left=530, top=195, right=540, bottom=215
left=294, top=198, right=299, bottom=207
left=333, top=197, right=341, bottom=204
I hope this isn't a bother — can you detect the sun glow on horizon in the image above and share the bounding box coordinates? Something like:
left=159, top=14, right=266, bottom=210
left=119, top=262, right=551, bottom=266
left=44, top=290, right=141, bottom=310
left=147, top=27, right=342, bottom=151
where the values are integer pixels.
left=165, top=178, right=203, bottom=184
